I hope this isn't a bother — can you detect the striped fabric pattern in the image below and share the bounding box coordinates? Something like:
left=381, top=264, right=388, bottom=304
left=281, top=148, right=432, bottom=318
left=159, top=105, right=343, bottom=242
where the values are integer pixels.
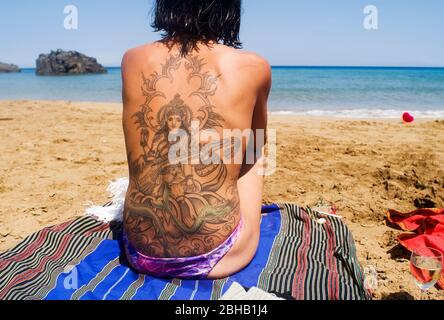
left=0, top=204, right=371, bottom=300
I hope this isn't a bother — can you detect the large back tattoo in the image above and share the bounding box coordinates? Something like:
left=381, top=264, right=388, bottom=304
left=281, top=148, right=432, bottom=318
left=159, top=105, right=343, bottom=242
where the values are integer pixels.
left=124, top=55, right=241, bottom=258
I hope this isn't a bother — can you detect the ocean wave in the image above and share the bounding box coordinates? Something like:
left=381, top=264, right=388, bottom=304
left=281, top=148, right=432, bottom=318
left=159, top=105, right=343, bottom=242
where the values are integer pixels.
left=270, top=109, right=444, bottom=119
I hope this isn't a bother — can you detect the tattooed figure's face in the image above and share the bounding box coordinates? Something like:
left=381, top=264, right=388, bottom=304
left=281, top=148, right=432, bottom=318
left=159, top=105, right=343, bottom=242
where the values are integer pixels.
left=167, top=114, right=182, bottom=133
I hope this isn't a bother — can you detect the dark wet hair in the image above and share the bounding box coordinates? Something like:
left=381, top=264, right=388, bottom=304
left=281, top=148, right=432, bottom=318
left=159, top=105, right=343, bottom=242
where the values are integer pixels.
left=152, top=0, right=242, bottom=56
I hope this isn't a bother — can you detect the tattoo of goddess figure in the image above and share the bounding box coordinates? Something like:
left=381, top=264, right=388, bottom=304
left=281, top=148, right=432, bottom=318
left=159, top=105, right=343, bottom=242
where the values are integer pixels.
left=124, top=55, right=240, bottom=258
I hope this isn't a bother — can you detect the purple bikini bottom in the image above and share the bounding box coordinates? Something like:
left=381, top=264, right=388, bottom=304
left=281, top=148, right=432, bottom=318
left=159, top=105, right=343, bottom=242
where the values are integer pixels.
left=123, top=219, right=244, bottom=279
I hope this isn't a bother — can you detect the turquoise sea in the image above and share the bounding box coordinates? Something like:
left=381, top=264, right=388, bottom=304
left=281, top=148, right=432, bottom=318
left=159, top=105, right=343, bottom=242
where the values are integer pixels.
left=1, top=66, right=444, bottom=118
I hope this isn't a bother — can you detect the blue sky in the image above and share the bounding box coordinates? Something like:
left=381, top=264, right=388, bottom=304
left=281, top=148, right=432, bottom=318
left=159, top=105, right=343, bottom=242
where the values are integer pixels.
left=1, top=0, right=443, bottom=67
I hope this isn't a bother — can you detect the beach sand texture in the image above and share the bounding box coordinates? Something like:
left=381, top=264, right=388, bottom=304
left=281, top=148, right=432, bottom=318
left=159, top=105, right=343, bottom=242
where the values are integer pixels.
left=0, top=100, right=443, bottom=300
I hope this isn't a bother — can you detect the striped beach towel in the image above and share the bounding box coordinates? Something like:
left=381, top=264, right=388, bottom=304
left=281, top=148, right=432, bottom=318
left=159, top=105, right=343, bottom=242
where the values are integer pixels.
left=0, top=204, right=371, bottom=300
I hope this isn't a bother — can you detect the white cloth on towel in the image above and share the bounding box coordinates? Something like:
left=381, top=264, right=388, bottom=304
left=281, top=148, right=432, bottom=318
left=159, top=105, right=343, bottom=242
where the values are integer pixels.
left=219, top=282, right=284, bottom=300
left=85, top=177, right=129, bottom=223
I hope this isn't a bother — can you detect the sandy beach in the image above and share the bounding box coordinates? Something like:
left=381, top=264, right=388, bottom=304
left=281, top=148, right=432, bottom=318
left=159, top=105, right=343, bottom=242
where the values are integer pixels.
left=0, top=99, right=443, bottom=300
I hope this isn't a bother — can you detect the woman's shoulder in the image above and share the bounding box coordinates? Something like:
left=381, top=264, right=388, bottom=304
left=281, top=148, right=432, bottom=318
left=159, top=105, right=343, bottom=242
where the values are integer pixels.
left=218, top=48, right=272, bottom=88
left=237, top=50, right=271, bottom=69
left=217, top=46, right=270, bottom=68
left=121, top=42, right=164, bottom=68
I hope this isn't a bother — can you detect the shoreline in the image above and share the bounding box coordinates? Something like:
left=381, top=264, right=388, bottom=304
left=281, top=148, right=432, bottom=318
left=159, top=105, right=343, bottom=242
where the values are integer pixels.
left=1, top=99, right=443, bottom=300
left=2, top=99, right=444, bottom=121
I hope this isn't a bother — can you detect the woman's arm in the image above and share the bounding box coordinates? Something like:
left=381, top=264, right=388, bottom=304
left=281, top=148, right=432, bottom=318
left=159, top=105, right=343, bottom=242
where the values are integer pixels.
left=237, top=59, right=272, bottom=228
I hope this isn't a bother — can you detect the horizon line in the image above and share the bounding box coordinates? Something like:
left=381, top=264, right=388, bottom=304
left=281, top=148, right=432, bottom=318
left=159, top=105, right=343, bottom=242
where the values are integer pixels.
left=16, top=65, right=444, bottom=70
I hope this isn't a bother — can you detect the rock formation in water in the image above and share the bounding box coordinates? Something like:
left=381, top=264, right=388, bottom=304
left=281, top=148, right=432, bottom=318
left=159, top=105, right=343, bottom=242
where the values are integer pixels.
left=36, top=49, right=107, bottom=76
left=0, top=62, right=21, bottom=73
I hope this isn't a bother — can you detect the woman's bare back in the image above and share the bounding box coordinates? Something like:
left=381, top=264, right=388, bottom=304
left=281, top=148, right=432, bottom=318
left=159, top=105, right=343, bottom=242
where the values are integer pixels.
left=122, top=41, right=271, bottom=277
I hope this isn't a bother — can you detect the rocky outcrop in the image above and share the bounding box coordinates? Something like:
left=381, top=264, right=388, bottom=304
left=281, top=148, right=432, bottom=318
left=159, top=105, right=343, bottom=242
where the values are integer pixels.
left=0, top=62, right=21, bottom=73
left=36, top=49, right=107, bottom=76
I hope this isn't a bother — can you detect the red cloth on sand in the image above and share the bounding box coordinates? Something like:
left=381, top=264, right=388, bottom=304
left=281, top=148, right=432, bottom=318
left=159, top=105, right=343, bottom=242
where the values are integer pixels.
left=387, top=208, right=444, bottom=289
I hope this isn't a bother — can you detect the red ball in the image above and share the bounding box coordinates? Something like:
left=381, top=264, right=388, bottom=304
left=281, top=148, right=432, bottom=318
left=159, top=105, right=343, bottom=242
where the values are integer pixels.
left=402, top=112, right=414, bottom=123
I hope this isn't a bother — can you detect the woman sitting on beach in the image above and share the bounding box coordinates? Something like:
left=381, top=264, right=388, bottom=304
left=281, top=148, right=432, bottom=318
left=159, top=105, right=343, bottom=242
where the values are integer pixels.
left=121, top=0, right=271, bottom=279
